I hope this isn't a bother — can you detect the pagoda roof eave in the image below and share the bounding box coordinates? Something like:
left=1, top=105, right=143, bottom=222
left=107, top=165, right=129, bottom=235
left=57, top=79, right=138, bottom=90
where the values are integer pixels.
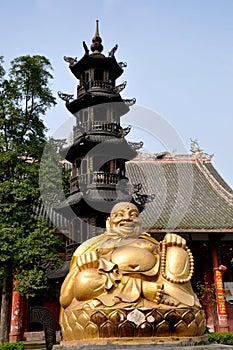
left=54, top=190, right=132, bottom=220
left=69, top=54, right=123, bottom=80
left=60, top=136, right=137, bottom=163
left=66, top=94, right=129, bottom=115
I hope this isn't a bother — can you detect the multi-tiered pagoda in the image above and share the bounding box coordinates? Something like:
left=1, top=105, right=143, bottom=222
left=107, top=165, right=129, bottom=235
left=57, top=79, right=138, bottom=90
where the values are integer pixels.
left=55, top=21, right=142, bottom=240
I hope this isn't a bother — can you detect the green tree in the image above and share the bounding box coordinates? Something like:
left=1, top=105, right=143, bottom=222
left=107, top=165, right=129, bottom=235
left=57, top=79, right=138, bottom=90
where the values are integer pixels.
left=0, top=55, right=62, bottom=344
left=39, top=137, right=71, bottom=204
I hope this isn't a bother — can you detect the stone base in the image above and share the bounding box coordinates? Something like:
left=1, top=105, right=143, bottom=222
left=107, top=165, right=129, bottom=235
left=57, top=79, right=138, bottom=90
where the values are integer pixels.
left=61, top=307, right=206, bottom=341
left=54, top=335, right=233, bottom=349
left=53, top=345, right=233, bottom=350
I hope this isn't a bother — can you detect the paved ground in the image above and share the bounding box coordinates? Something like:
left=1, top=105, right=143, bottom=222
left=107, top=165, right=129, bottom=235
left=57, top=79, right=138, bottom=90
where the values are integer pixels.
left=53, top=345, right=233, bottom=350
left=23, top=337, right=233, bottom=350
left=53, top=342, right=233, bottom=350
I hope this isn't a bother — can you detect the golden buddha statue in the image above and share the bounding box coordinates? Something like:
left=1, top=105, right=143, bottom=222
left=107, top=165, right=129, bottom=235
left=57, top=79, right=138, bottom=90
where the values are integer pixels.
left=60, top=202, right=205, bottom=341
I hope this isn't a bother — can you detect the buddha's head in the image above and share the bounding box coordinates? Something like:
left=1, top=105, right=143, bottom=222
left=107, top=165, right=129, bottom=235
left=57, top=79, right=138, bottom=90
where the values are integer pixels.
left=106, top=202, right=141, bottom=237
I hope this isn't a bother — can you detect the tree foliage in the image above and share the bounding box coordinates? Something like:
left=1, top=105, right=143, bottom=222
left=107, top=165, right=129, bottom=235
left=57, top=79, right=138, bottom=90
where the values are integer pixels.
left=39, top=138, right=71, bottom=204
left=0, top=55, right=62, bottom=343
left=0, top=55, right=56, bottom=156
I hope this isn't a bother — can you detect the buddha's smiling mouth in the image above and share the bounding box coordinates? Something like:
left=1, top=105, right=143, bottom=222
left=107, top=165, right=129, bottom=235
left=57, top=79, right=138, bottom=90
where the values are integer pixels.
left=119, top=222, right=135, bottom=228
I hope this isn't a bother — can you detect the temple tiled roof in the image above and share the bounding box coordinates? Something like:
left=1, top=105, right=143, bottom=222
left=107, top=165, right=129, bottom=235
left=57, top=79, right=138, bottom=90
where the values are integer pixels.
left=37, top=150, right=233, bottom=234
left=126, top=152, right=233, bottom=233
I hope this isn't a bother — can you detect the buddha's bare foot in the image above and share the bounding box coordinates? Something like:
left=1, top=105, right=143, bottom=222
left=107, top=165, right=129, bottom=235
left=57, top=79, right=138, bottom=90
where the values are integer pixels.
left=161, top=295, right=179, bottom=306
left=142, top=282, right=164, bottom=303
left=153, top=285, right=164, bottom=304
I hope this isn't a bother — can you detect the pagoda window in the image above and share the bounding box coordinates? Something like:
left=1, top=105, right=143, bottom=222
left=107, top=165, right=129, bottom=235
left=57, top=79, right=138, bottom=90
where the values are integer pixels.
left=94, top=106, right=105, bottom=121
left=83, top=111, right=88, bottom=123
left=109, top=73, right=115, bottom=86
left=72, top=164, right=77, bottom=177
left=76, top=159, right=81, bottom=169
left=81, top=159, right=87, bottom=174
left=116, top=160, right=125, bottom=177
left=93, top=156, right=108, bottom=172
left=84, top=71, right=89, bottom=82
left=76, top=111, right=82, bottom=125
left=109, top=160, right=115, bottom=173
left=107, top=109, right=114, bottom=122
left=80, top=71, right=89, bottom=84
left=71, top=218, right=81, bottom=242
left=94, top=68, right=104, bottom=81
left=116, top=160, right=121, bottom=170
left=81, top=219, right=90, bottom=241
left=99, top=160, right=111, bottom=173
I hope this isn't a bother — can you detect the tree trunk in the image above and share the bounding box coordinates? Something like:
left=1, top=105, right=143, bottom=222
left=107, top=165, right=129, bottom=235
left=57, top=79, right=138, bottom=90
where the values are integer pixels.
left=0, top=261, right=12, bottom=344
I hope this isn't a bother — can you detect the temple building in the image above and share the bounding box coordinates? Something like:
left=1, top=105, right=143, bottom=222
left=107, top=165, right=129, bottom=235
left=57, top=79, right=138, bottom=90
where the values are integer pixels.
left=126, top=148, right=233, bottom=332
left=7, top=21, right=233, bottom=342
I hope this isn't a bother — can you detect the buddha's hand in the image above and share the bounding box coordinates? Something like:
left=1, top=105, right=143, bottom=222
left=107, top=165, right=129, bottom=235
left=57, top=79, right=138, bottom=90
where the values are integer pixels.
left=163, top=233, right=186, bottom=249
left=76, top=250, right=100, bottom=270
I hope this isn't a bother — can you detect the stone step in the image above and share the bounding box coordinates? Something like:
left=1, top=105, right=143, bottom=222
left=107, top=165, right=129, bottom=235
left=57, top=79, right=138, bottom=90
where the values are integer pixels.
left=23, top=341, right=46, bottom=350
left=24, top=331, right=45, bottom=342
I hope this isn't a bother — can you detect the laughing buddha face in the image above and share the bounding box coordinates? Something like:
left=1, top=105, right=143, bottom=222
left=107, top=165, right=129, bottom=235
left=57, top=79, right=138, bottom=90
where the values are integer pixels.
left=107, top=202, right=142, bottom=237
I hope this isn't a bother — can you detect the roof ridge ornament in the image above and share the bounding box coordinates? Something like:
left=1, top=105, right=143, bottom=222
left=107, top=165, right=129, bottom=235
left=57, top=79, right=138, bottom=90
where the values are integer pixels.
left=63, top=56, right=77, bottom=66
left=190, top=138, right=202, bottom=154
left=83, top=41, right=89, bottom=55
left=108, top=44, right=118, bottom=57
left=91, top=20, right=103, bottom=53
left=190, top=138, right=213, bottom=162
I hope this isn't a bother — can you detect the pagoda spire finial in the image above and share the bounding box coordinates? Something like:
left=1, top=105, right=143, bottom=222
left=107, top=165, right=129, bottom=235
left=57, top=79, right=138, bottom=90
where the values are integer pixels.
left=91, top=19, right=103, bottom=53
left=95, top=19, right=100, bottom=36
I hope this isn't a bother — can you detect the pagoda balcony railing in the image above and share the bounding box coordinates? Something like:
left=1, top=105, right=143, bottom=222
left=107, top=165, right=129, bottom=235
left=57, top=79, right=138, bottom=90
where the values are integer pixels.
left=70, top=171, right=120, bottom=194
left=90, top=171, right=119, bottom=187
left=77, top=80, right=113, bottom=96
left=73, top=121, right=123, bottom=141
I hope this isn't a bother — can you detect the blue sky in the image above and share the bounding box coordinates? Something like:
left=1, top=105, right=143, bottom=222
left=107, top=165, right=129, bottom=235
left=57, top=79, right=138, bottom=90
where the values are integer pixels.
left=1, top=0, right=233, bottom=188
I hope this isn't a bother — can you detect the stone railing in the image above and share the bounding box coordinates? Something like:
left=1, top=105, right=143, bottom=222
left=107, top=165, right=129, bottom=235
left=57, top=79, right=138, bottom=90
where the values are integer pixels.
left=77, top=80, right=113, bottom=96
left=73, top=121, right=123, bottom=141
left=70, top=172, right=120, bottom=193
left=89, top=80, right=112, bottom=90
left=91, top=172, right=119, bottom=187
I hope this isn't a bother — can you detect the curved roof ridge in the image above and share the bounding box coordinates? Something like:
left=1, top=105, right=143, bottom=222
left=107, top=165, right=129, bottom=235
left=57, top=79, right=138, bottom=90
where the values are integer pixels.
left=196, top=157, right=233, bottom=206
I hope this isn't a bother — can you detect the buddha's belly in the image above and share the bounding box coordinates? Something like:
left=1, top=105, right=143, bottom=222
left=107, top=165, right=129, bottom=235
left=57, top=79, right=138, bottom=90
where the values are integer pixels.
left=111, top=246, right=156, bottom=271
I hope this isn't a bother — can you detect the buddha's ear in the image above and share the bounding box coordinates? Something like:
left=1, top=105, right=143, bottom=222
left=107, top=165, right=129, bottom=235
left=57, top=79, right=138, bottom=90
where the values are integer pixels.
left=106, top=217, right=111, bottom=231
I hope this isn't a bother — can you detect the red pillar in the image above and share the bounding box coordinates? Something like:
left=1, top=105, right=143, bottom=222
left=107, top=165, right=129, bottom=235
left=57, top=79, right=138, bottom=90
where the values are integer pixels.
left=211, top=243, right=229, bottom=332
left=213, top=265, right=229, bottom=332
left=9, top=281, right=23, bottom=342
left=202, top=264, right=215, bottom=332
left=211, top=244, right=218, bottom=268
